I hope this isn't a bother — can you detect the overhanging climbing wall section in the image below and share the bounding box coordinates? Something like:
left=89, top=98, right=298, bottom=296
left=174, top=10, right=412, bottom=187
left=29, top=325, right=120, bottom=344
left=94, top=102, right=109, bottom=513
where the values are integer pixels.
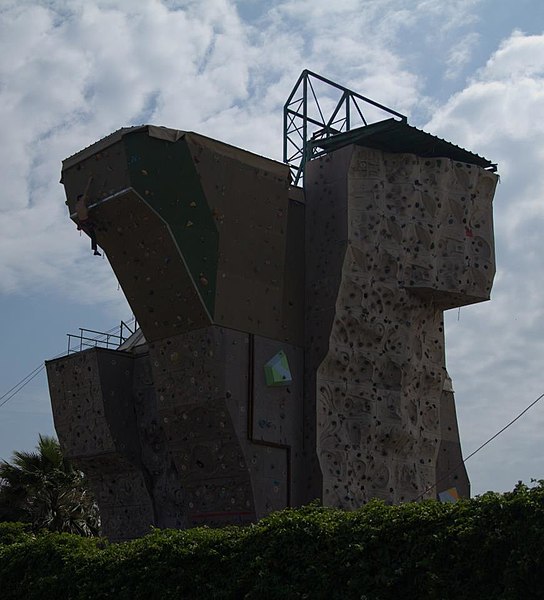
left=371, top=150, right=497, bottom=308
left=61, top=127, right=301, bottom=345
left=123, top=132, right=219, bottom=317
left=183, top=134, right=297, bottom=343
left=91, top=189, right=212, bottom=340
left=305, top=144, right=497, bottom=505
left=55, top=125, right=308, bottom=537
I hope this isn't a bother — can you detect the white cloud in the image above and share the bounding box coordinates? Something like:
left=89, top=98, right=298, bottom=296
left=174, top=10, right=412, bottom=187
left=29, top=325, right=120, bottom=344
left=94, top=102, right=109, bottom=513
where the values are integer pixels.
left=482, top=29, right=544, bottom=80
left=429, top=30, right=544, bottom=492
left=0, top=0, right=440, bottom=301
left=0, top=0, right=250, bottom=300
left=426, top=32, right=544, bottom=242
left=445, top=32, right=480, bottom=79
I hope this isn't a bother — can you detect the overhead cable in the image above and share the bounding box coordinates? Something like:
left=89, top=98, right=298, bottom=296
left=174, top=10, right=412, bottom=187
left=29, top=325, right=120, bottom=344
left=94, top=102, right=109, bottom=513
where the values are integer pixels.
left=0, top=316, right=136, bottom=410
left=413, top=390, right=544, bottom=501
left=0, top=365, right=46, bottom=409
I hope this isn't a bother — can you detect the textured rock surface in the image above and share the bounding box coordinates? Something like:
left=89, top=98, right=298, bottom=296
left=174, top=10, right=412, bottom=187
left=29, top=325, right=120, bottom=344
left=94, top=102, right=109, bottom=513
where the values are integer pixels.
left=305, top=145, right=496, bottom=505
left=435, top=375, right=470, bottom=499
left=47, top=326, right=311, bottom=538
left=46, top=350, right=155, bottom=540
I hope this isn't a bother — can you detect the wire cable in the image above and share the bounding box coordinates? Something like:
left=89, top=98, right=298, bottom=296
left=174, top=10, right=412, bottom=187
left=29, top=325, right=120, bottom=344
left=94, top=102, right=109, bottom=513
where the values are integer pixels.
left=0, top=364, right=44, bottom=403
left=413, top=390, right=544, bottom=501
left=0, top=366, right=46, bottom=409
left=0, top=317, right=137, bottom=410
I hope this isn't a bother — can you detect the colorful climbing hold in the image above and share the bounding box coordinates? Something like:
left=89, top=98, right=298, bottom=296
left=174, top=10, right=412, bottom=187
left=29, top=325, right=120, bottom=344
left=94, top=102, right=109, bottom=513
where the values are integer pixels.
left=264, top=350, right=292, bottom=386
left=438, top=487, right=459, bottom=503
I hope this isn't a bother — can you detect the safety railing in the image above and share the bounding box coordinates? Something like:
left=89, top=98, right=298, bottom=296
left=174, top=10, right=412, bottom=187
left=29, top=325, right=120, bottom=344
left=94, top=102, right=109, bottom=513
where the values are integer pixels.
left=66, top=319, right=137, bottom=354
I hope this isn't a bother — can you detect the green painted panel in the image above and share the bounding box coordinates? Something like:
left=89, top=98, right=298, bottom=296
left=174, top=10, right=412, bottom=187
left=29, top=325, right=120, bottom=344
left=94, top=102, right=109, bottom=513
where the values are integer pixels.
left=124, top=132, right=218, bottom=317
left=263, top=350, right=292, bottom=386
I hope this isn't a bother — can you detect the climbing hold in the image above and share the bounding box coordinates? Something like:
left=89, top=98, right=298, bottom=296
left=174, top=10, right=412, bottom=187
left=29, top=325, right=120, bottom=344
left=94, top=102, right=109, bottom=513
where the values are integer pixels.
left=264, top=350, right=292, bottom=386
left=438, top=487, right=459, bottom=503
left=186, top=220, right=194, bottom=227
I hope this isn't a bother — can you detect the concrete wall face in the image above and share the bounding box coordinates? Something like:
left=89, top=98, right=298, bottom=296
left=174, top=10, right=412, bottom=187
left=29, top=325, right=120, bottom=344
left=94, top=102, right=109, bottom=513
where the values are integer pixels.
left=48, top=127, right=496, bottom=539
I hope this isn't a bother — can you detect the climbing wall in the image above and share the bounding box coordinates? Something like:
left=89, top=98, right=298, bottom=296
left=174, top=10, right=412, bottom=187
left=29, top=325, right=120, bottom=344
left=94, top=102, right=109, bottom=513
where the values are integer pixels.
left=146, top=326, right=308, bottom=525
left=47, top=326, right=309, bottom=537
left=131, top=350, right=188, bottom=530
left=185, top=135, right=301, bottom=344
left=54, top=127, right=310, bottom=538
left=435, top=374, right=470, bottom=499
left=60, top=127, right=302, bottom=345
left=250, top=335, right=308, bottom=510
left=93, top=189, right=212, bottom=339
left=46, top=349, right=155, bottom=540
left=305, top=144, right=497, bottom=505
left=147, top=326, right=256, bottom=526
left=50, top=123, right=496, bottom=539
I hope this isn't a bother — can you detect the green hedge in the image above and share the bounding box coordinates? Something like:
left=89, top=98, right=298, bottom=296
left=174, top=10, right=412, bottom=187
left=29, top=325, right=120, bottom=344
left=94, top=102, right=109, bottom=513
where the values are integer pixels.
left=1, top=482, right=543, bottom=600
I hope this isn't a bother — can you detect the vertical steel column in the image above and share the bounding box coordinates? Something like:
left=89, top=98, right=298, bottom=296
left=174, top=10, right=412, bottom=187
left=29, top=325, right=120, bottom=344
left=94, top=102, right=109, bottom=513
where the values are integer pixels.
left=301, top=73, right=308, bottom=186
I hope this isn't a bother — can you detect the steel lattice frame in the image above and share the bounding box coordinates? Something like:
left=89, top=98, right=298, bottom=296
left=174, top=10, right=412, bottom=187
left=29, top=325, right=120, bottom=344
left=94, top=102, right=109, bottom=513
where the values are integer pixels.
left=283, top=70, right=407, bottom=186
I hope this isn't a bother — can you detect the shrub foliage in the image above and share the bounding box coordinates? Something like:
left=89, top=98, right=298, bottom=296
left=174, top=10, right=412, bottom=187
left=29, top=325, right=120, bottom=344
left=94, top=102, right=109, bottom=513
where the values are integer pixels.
left=1, top=481, right=543, bottom=599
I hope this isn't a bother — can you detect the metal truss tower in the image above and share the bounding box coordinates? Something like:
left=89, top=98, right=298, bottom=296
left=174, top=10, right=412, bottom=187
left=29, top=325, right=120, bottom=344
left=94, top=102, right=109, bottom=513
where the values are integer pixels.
left=283, top=69, right=407, bottom=186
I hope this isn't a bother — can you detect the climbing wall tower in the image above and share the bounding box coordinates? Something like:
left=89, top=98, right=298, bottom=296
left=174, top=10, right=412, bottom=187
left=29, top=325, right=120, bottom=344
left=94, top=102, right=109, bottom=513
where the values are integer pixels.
left=46, top=73, right=497, bottom=540
left=305, top=140, right=496, bottom=505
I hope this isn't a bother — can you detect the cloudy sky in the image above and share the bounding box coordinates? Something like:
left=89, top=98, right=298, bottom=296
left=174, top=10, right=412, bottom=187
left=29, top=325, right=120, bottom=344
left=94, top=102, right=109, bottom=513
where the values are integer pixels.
left=1, top=0, right=544, bottom=497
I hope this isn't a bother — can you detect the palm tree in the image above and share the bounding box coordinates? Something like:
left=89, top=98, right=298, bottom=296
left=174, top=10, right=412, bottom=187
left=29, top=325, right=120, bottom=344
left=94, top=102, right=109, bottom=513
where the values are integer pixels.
left=0, top=435, right=99, bottom=536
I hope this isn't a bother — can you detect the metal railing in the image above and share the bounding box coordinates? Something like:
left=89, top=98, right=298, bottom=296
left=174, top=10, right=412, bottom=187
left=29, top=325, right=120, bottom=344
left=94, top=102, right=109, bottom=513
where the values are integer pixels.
left=66, top=319, right=137, bottom=354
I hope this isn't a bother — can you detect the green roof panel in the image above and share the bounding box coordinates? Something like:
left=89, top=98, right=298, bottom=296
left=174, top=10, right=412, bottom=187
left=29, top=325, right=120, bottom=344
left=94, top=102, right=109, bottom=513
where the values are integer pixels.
left=311, top=118, right=496, bottom=171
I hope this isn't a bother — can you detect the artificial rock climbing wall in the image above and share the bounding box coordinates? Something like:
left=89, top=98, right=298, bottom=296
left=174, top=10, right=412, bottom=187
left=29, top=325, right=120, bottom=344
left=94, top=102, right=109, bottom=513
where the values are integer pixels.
left=436, top=375, right=470, bottom=499
left=46, top=348, right=158, bottom=540
left=305, top=144, right=497, bottom=505
left=47, top=126, right=311, bottom=540
left=46, top=326, right=311, bottom=540
left=60, top=127, right=302, bottom=345
left=47, top=124, right=497, bottom=539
